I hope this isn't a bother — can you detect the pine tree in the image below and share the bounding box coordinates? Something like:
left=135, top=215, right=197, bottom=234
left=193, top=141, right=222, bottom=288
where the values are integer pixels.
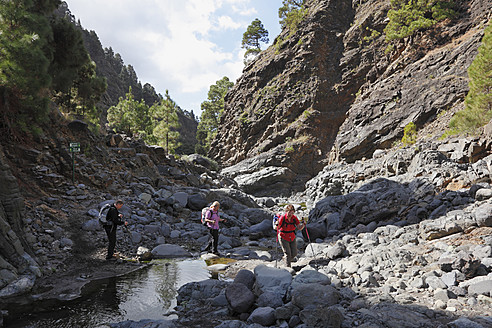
left=278, top=0, right=307, bottom=31
left=195, top=77, right=234, bottom=155
left=151, top=90, right=180, bottom=154
left=241, top=19, right=269, bottom=63
left=448, top=23, right=492, bottom=133
left=107, top=87, right=149, bottom=136
left=0, top=0, right=55, bottom=129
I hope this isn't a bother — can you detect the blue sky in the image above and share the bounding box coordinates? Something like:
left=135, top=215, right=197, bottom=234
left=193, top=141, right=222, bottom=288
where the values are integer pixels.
left=64, top=0, right=283, bottom=117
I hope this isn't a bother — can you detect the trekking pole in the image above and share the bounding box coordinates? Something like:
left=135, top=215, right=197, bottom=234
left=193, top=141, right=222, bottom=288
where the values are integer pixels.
left=273, top=215, right=280, bottom=268
left=303, top=217, right=317, bottom=271
left=275, top=228, right=279, bottom=268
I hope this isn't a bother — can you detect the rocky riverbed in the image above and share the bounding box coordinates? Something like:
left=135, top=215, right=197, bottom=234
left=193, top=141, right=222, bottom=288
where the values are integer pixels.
left=1, top=128, right=492, bottom=328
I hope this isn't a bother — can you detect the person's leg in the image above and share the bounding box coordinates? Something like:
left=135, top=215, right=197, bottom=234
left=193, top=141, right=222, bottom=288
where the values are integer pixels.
left=211, top=229, right=219, bottom=254
left=105, top=225, right=116, bottom=259
left=279, top=238, right=292, bottom=267
left=290, top=239, right=298, bottom=261
left=204, top=228, right=213, bottom=252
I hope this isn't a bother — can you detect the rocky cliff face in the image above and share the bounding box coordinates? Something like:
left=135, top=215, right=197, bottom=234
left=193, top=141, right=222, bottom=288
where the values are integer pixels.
left=0, top=145, right=40, bottom=298
left=211, top=0, right=491, bottom=196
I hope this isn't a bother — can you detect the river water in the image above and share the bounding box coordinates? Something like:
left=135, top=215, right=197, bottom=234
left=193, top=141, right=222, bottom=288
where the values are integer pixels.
left=6, top=258, right=212, bottom=328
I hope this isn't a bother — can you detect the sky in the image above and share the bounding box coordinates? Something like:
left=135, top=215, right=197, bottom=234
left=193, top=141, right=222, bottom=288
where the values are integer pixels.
left=64, top=0, right=283, bottom=117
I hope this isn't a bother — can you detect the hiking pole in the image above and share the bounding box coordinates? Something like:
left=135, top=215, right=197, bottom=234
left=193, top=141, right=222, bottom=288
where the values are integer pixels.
left=273, top=215, right=280, bottom=268
left=275, top=228, right=280, bottom=268
left=303, top=217, right=317, bottom=271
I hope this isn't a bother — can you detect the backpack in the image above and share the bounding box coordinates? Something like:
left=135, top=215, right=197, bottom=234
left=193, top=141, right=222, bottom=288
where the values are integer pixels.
left=272, top=213, right=281, bottom=230
left=98, top=203, right=112, bottom=226
left=201, top=207, right=211, bottom=226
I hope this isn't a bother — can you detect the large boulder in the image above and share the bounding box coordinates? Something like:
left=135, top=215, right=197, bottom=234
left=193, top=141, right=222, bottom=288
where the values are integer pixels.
left=225, top=282, right=255, bottom=314
left=291, top=282, right=340, bottom=309
left=253, top=265, right=292, bottom=297
left=151, top=244, right=192, bottom=258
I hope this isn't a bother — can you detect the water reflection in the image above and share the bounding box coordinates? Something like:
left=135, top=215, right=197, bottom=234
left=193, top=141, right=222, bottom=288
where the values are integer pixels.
left=6, top=259, right=211, bottom=328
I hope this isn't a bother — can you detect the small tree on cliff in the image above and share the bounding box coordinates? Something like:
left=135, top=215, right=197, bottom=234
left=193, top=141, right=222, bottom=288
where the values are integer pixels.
left=278, top=0, right=307, bottom=31
left=241, top=18, right=269, bottom=64
left=447, top=23, right=492, bottom=135
left=195, top=77, right=234, bottom=155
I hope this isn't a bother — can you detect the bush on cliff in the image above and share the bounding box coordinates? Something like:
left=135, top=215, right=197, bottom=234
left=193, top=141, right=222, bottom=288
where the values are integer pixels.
left=384, top=0, right=456, bottom=42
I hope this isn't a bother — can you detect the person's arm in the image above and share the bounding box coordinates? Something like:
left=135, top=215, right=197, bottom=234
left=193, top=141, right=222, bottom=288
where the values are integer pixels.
left=295, top=216, right=305, bottom=230
left=108, top=207, right=125, bottom=225
left=205, top=210, right=214, bottom=223
left=277, top=215, right=285, bottom=231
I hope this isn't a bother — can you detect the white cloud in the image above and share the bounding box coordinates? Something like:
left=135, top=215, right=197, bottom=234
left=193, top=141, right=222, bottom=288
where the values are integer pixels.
left=217, top=16, right=242, bottom=30
left=64, top=0, right=281, bottom=113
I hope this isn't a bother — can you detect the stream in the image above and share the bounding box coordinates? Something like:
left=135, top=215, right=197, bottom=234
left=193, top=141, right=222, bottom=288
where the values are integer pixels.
left=6, top=258, right=213, bottom=328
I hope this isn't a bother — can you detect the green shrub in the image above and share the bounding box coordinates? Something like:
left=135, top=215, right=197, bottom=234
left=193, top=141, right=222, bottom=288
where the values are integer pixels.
left=402, top=122, right=417, bottom=145
left=384, top=0, right=456, bottom=42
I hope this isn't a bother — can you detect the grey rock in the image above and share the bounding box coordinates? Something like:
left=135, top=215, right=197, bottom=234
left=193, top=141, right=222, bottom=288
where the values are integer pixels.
left=425, top=276, right=447, bottom=290
left=225, top=282, right=255, bottom=313
left=473, top=203, right=492, bottom=227
left=441, top=271, right=458, bottom=287
left=247, top=307, right=276, bottom=326
left=81, top=219, right=100, bottom=231
left=299, top=305, right=343, bottom=328
left=291, top=283, right=340, bottom=309
left=467, top=279, right=492, bottom=296
left=448, top=318, right=485, bottom=328
left=291, top=270, right=331, bottom=291
left=275, top=302, right=301, bottom=320
left=248, top=219, right=275, bottom=237
left=173, top=192, right=188, bottom=207
left=475, top=188, right=492, bottom=201
left=253, top=265, right=292, bottom=297
left=234, top=269, right=255, bottom=291
left=256, top=291, right=284, bottom=308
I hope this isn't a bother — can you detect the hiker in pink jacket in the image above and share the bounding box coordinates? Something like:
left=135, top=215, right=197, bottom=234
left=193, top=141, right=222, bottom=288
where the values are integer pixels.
left=204, top=201, right=226, bottom=255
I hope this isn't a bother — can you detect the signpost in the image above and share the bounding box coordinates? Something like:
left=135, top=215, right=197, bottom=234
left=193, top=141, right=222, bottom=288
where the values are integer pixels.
left=69, top=142, right=80, bottom=184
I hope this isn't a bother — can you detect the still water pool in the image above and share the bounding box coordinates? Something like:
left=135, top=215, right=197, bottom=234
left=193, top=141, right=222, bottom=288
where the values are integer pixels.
left=7, top=259, right=212, bottom=328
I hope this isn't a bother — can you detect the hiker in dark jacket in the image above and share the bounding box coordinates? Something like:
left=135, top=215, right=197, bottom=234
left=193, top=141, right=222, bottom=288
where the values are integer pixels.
left=104, top=199, right=127, bottom=260
left=276, top=204, right=305, bottom=267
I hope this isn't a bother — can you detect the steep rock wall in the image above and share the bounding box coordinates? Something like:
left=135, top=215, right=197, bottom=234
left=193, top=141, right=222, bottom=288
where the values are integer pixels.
left=210, top=0, right=355, bottom=194
left=211, top=0, right=491, bottom=196
left=0, top=145, right=39, bottom=296
left=334, top=0, right=492, bottom=162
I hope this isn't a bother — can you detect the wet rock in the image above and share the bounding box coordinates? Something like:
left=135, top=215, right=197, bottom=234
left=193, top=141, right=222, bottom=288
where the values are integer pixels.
left=109, top=319, right=176, bottom=328
left=151, top=244, right=192, bottom=258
